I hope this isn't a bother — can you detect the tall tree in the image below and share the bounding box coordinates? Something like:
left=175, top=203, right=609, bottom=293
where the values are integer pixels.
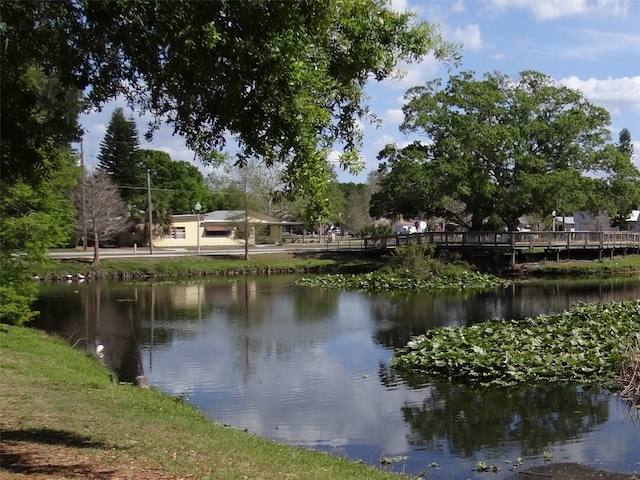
left=339, top=182, right=374, bottom=234
left=139, top=150, right=214, bottom=214
left=617, top=128, right=634, bottom=159
left=0, top=60, right=82, bottom=325
left=1, top=150, right=80, bottom=325
left=71, top=171, right=130, bottom=265
left=97, top=108, right=144, bottom=204
left=391, top=70, right=621, bottom=230
left=2, top=0, right=456, bottom=222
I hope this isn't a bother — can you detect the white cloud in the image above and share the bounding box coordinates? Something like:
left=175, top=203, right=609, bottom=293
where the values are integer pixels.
left=389, top=0, right=408, bottom=13
left=490, top=0, right=628, bottom=20
left=453, top=24, right=483, bottom=49
left=560, top=75, right=640, bottom=113
left=326, top=150, right=342, bottom=164
left=383, top=109, right=405, bottom=126
left=373, top=134, right=397, bottom=150
left=451, top=0, right=465, bottom=13
left=563, top=29, right=640, bottom=60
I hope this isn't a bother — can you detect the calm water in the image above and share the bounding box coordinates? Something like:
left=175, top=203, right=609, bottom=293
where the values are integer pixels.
left=33, top=276, right=640, bottom=478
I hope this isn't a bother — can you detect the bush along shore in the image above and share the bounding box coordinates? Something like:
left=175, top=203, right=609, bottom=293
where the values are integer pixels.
left=392, top=300, right=640, bottom=404
left=295, top=243, right=510, bottom=292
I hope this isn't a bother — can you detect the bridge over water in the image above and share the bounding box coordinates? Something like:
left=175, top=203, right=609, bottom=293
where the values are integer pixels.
left=390, top=231, right=640, bottom=266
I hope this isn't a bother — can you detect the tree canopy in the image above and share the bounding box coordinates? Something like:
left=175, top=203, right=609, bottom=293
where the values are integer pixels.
left=374, top=70, right=639, bottom=230
left=2, top=0, right=456, bottom=214
left=140, top=150, right=214, bottom=215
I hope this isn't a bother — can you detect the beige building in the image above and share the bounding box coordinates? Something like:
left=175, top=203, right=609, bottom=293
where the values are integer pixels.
left=154, top=210, right=300, bottom=249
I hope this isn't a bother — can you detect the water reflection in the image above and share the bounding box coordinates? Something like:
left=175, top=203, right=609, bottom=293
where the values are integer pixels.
left=32, top=276, right=640, bottom=478
left=401, top=383, right=609, bottom=457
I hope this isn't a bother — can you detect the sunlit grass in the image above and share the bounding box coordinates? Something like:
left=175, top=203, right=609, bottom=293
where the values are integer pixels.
left=0, top=325, right=405, bottom=479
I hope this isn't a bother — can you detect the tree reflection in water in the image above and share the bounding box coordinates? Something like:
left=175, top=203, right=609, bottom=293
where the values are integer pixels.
left=399, top=382, right=608, bottom=457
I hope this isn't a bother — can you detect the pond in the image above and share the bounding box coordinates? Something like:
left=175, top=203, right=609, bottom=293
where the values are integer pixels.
left=33, top=276, right=640, bottom=478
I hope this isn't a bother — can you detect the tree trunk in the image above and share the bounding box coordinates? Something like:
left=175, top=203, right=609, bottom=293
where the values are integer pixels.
left=93, top=232, right=100, bottom=265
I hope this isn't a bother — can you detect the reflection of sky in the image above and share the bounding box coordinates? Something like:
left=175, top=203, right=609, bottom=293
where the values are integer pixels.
left=133, top=280, right=640, bottom=479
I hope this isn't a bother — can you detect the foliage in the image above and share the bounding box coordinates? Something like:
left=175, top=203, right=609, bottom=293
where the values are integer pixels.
left=97, top=107, right=144, bottom=205
left=339, top=182, right=373, bottom=234
left=359, top=223, right=392, bottom=239
left=0, top=150, right=79, bottom=325
left=0, top=63, right=83, bottom=184
left=1, top=0, right=457, bottom=222
left=382, top=243, right=436, bottom=280
left=376, top=70, right=634, bottom=230
left=295, top=269, right=508, bottom=292
left=392, top=300, right=640, bottom=388
left=70, top=171, right=131, bottom=265
left=139, top=149, right=214, bottom=214
left=206, top=172, right=247, bottom=211
left=618, top=345, right=640, bottom=402
left=370, top=142, right=435, bottom=220
left=617, top=128, right=634, bottom=159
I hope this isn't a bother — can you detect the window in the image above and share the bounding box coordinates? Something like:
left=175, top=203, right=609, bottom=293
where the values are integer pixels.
left=170, top=226, right=186, bottom=239
left=204, top=226, right=230, bottom=237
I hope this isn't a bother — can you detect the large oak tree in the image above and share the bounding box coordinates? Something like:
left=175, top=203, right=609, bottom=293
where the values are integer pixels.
left=375, top=70, right=639, bottom=230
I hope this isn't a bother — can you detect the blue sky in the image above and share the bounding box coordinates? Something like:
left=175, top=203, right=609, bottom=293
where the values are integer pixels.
left=78, top=0, right=640, bottom=184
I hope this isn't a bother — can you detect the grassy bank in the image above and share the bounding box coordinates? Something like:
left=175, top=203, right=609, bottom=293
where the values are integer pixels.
left=523, top=254, right=640, bottom=278
left=0, top=324, right=403, bottom=480
left=38, top=252, right=383, bottom=280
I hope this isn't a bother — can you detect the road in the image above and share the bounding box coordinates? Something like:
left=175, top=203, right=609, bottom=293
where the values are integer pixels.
left=47, top=241, right=366, bottom=260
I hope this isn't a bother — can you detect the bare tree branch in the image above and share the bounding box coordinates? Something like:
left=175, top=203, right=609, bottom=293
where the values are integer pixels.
left=70, top=171, right=130, bottom=265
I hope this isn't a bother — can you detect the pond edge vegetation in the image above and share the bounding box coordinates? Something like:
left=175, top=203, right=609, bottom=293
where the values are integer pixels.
left=391, top=301, right=640, bottom=406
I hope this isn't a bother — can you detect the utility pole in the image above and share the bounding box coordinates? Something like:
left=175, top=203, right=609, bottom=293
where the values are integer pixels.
left=147, top=170, right=154, bottom=255
left=80, top=139, right=88, bottom=250
left=244, top=171, right=250, bottom=261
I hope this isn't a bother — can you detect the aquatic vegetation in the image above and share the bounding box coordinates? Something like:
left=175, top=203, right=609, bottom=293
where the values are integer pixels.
left=392, top=301, right=640, bottom=388
left=618, top=345, right=640, bottom=402
left=295, top=270, right=509, bottom=292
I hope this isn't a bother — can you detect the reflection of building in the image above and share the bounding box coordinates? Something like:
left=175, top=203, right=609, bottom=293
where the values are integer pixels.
left=154, top=210, right=302, bottom=248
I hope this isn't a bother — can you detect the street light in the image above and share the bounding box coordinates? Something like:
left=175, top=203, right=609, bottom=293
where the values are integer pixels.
left=552, top=210, right=556, bottom=232
left=195, top=202, right=202, bottom=253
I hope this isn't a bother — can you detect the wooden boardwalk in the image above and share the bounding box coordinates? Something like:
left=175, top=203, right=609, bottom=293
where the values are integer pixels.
left=391, top=231, right=640, bottom=265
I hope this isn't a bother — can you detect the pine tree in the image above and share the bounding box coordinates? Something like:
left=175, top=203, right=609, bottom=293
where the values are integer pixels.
left=97, top=108, right=144, bottom=204
left=617, top=128, right=634, bottom=159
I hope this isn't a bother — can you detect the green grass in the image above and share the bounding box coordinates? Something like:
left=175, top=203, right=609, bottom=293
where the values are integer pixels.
left=38, top=252, right=383, bottom=280
left=528, top=255, right=640, bottom=278
left=0, top=325, right=405, bottom=479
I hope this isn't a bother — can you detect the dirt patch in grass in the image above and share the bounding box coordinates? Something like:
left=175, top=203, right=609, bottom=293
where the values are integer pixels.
left=0, top=436, right=181, bottom=479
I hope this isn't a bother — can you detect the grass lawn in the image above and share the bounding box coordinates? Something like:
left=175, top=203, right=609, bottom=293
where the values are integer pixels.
left=0, top=325, right=402, bottom=480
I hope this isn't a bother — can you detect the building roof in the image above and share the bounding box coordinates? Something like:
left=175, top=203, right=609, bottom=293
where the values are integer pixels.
left=171, top=210, right=300, bottom=225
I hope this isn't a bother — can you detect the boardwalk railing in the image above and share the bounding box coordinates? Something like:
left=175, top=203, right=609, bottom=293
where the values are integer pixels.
left=391, top=231, right=640, bottom=253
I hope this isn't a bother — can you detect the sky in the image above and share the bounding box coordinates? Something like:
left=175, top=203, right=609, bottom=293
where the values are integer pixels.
left=77, top=0, right=640, bottom=184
